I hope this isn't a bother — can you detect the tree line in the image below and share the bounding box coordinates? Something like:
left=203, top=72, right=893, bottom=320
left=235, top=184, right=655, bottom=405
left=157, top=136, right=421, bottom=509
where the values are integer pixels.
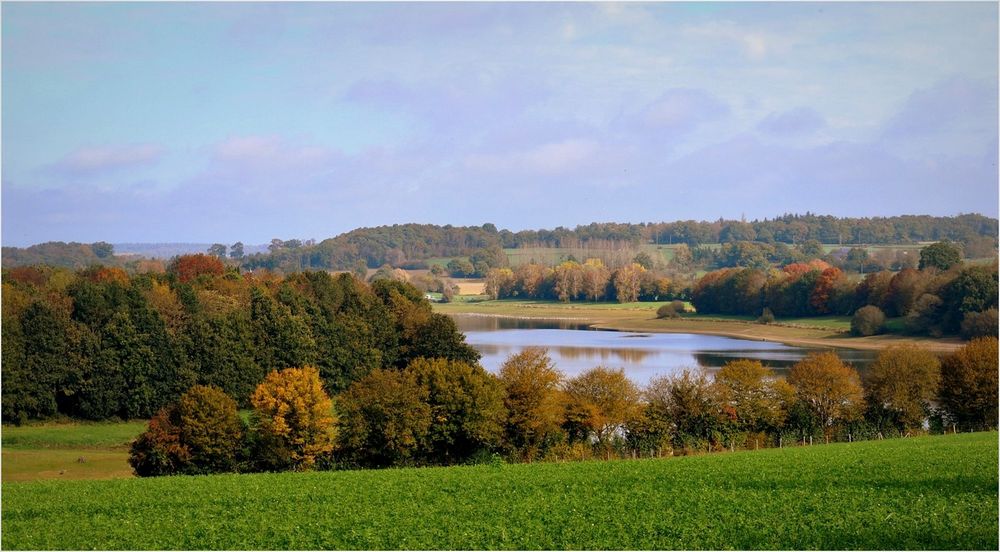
left=691, top=243, right=998, bottom=338
left=127, top=337, right=998, bottom=476
left=235, top=213, right=997, bottom=273
left=1, top=256, right=478, bottom=424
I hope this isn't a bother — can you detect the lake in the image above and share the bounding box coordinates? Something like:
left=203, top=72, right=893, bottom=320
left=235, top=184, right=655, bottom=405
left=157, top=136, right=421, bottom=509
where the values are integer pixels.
left=451, top=314, right=877, bottom=384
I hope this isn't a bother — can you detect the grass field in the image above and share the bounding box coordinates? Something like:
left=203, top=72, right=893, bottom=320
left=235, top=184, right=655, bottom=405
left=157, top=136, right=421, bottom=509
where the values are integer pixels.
left=2, top=420, right=145, bottom=482
left=2, top=432, right=995, bottom=549
left=434, top=299, right=964, bottom=352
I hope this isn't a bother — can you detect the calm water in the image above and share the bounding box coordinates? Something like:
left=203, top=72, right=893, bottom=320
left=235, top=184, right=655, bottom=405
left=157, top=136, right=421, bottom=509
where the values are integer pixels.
left=452, top=314, right=877, bottom=385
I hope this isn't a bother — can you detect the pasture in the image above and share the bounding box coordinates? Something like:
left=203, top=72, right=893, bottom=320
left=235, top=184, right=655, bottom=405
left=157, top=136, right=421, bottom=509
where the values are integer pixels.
left=2, top=432, right=996, bottom=549
left=1, top=420, right=144, bottom=482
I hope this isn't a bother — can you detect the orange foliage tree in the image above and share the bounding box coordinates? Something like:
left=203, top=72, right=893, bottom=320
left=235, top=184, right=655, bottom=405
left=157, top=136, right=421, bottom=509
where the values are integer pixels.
left=788, top=352, right=864, bottom=436
left=169, top=254, right=225, bottom=283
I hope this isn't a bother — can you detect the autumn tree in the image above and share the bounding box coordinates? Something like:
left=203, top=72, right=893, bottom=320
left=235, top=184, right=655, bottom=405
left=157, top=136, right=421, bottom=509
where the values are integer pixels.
left=563, top=367, right=641, bottom=451
left=851, top=305, right=886, bottom=336
left=961, top=308, right=999, bottom=339
left=129, top=385, right=243, bottom=476
left=644, top=370, right=722, bottom=452
left=484, top=268, right=516, bottom=300
left=128, top=405, right=190, bottom=477
left=713, top=360, right=790, bottom=436
left=863, top=346, right=940, bottom=433
left=613, top=263, right=645, bottom=303
left=581, top=259, right=611, bottom=301
left=787, top=352, right=864, bottom=437
left=251, top=366, right=336, bottom=471
left=553, top=261, right=584, bottom=302
left=938, top=337, right=999, bottom=431
left=169, top=254, right=225, bottom=283
left=498, top=348, right=566, bottom=461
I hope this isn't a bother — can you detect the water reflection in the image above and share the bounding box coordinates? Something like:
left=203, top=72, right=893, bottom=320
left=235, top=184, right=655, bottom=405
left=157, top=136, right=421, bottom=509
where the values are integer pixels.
left=451, top=314, right=877, bottom=385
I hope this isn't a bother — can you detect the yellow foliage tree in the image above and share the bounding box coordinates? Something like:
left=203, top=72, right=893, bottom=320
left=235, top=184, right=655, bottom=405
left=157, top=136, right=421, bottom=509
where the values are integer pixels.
left=251, top=366, right=336, bottom=470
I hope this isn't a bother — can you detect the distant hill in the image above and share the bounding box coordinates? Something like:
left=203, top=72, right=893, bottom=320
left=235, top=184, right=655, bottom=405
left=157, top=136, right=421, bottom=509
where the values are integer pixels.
left=113, top=243, right=269, bottom=259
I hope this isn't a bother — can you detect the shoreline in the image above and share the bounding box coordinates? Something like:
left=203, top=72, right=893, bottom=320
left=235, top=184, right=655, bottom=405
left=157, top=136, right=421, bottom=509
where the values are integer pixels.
left=440, top=304, right=965, bottom=353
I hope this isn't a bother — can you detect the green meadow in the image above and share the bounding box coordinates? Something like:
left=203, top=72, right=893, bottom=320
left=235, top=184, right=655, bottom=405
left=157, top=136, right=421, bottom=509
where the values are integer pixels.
left=3, top=432, right=996, bottom=550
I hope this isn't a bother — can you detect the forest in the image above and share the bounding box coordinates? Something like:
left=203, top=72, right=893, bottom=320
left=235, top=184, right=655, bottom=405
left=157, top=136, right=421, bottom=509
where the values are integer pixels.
left=2, top=256, right=477, bottom=424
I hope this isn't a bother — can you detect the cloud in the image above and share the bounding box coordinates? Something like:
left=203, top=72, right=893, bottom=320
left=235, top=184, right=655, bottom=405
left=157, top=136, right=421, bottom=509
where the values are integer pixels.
left=464, top=139, right=605, bottom=175
left=881, top=76, right=996, bottom=139
left=213, top=135, right=332, bottom=168
left=756, top=107, right=827, bottom=135
left=681, top=20, right=793, bottom=61
left=48, top=144, right=163, bottom=176
left=635, top=88, right=730, bottom=132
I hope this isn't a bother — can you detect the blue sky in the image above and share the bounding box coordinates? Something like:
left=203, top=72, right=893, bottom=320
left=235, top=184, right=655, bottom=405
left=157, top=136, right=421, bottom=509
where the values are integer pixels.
left=2, top=1, right=997, bottom=246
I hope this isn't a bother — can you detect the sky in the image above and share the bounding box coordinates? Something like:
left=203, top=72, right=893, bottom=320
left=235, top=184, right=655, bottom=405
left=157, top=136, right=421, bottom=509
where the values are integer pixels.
left=2, top=1, right=998, bottom=247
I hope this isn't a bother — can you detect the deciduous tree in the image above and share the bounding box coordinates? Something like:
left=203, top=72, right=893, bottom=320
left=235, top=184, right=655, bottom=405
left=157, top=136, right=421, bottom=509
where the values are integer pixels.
left=788, top=352, right=864, bottom=436
left=251, top=366, right=336, bottom=471
left=498, top=348, right=565, bottom=461
left=864, top=346, right=940, bottom=432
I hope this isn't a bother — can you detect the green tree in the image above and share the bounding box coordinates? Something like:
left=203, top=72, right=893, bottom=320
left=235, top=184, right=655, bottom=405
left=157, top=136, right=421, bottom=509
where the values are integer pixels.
left=229, top=242, right=245, bottom=260
left=919, top=241, right=962, bottom=271
left=207, top=243, right=227, bottom=259
left=645, top=370, right=721, bottom=452
left=91, top=241, right=115, bottom=259
left=406, top=358, right=506, bottom=464
left=336, top=368, right=431, bottom=467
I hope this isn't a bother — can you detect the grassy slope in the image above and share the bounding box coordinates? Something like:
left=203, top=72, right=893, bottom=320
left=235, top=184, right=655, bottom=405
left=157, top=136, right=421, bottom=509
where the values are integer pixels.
left=2, top=432, right=996, bottom=550
left=435, top=299, right=964, bottom=352
left=1, top=421, right=145, bottom=482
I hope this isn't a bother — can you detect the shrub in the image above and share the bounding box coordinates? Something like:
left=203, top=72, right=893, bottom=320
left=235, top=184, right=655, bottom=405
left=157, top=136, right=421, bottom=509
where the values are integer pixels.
left=129, top=405, right=190, bottom=477
left=851, top=305, right=885, bottom=336
left=657, top=300, right=686, bottom=319
left=960, top=308, right=998, bottom=340
left=251, top=366, right=336, bottom=471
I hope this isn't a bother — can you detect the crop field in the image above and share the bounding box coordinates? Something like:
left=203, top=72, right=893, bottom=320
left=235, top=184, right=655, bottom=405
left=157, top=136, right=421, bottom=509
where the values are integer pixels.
left=2, top=432, right=995, bottom=550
